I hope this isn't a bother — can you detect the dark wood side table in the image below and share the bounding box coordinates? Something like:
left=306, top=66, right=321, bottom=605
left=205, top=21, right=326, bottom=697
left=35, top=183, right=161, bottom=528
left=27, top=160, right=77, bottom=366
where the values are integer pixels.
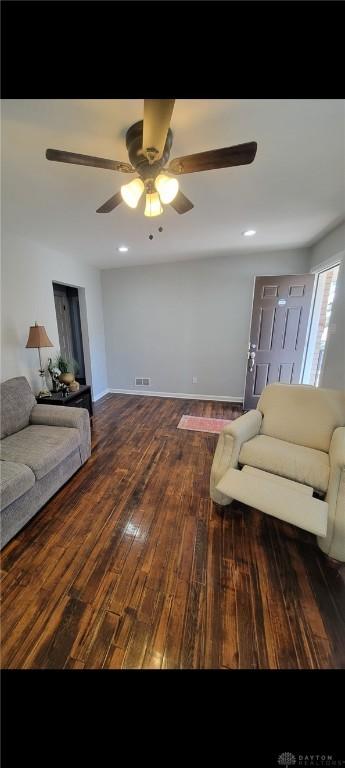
left=36, top=384, right=93, bottom=417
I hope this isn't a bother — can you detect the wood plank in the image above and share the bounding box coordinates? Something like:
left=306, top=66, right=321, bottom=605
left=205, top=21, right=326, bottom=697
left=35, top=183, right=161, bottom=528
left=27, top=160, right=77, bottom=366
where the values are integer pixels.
left=64, top=658, right=85, bottom=669
left=84, top=611, right=120, bottom=668
left=31, top=597, right=91, bottom=669
left=163, top=578, right=190, bottom=668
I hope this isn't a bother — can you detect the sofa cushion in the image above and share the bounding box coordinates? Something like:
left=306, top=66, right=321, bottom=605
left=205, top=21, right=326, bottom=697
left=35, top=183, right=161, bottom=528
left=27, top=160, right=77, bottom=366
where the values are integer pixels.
left=1, top=377, right=37, bottom=439
left=0, top=460, right=35, bottom=510
left=0, top=425, right=81, bottom=480
left=257, top=383, right=345, bottom=453
left=238, top=434, right=330, bottom=493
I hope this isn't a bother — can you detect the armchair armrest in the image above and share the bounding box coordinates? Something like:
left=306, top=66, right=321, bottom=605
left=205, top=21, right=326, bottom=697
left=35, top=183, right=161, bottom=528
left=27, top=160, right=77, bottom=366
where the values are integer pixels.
left=30, top=404, right=91, bottom=463
left=318, top=427, right=345, bottom=562
left=221, top=409, right=262, bottom=442
left=210, top=410, right=262, bottom=504
left=328, top=426, right=345, bottom=470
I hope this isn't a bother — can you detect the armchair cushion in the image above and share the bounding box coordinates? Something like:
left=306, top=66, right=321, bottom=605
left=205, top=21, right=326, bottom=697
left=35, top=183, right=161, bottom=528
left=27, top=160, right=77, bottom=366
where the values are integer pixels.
left=0, top=425, right=81, bottom=480
left=239, top=434, right=330, bottom=492
left=258, top=384, right=345, bottom=452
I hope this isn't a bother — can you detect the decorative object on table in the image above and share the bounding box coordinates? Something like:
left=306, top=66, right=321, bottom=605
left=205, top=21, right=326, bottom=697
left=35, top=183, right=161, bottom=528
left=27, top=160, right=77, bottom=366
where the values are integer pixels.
left=60, top=372, right=74, bottom=386
left=47, top=358, right=61, bottom=392
left=52, top=353, right=79, bottom=386
left=177, top=415, right=235, bottom=434
left=25, top=322, right=53, bottom=397
left=59, top=383, right=69, bottom=397
left=69, top=379, right=80, bottom=392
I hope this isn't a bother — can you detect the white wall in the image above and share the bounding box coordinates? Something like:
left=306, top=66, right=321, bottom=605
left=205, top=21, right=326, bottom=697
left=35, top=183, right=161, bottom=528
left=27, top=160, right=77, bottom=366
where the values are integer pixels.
left=101, top=249, right=309, bottom=400
left=310, top=221, right=345, bottom=272
left=309, top=221, right=345, bottom=390
left=1, top=234, right=108, bottom=399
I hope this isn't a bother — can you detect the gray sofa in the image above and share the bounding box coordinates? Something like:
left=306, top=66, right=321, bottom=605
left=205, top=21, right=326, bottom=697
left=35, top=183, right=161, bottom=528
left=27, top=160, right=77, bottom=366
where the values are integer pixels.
left=0, top=376, right=91, bottom=549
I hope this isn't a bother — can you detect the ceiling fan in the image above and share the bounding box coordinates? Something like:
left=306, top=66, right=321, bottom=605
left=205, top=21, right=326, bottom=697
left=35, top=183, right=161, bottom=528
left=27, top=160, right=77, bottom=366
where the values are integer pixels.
left=46, top=99, right=257, bottom=218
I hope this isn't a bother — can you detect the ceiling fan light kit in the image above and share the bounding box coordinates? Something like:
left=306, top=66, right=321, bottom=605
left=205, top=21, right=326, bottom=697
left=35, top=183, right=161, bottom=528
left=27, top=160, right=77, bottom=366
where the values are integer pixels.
left=46, top=99, right=258, bottom=220
left=120, top=177, right=145, bottom=208
left=121, top=173, right=178, bottom=216
left=144, top=192, right=163, bottom=218
left=154, top=174, right=179, bottom=205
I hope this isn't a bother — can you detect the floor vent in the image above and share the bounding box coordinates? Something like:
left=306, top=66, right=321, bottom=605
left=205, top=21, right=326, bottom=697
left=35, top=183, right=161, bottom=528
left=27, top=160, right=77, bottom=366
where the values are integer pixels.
left=135, top=377, right=151, bottom=386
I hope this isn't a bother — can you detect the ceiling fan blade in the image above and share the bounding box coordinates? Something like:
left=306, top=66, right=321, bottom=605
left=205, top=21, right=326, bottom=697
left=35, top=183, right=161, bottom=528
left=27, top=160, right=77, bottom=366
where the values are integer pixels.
left=143, top=99, right=175, bottom=162
left=46, top=149, right=135, bottom=173
left=96, top=191, right=123, bottom=213
left=170, top=190, right=194, bottom=214
left=168, top=141, right=257, bottom=175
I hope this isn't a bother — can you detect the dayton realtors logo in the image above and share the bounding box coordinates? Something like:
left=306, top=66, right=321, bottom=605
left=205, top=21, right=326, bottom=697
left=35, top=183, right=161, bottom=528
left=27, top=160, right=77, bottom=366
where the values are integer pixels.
left=277, top=756, right=345, bottom=768
left=278, top=755, right=296, bottom=768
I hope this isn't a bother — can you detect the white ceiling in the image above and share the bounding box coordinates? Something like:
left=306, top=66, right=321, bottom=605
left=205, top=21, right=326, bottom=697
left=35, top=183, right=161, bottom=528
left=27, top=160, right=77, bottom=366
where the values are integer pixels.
left=2, top=99, right=344, bottom=268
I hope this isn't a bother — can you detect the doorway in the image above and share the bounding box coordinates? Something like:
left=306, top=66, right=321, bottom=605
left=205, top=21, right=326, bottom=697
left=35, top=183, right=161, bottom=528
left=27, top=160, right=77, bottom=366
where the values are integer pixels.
left=53, top=282, right=86, bottom=384
left=302, top=263, right=340, bottom=386
left=243, top=273, right=315, bottom=410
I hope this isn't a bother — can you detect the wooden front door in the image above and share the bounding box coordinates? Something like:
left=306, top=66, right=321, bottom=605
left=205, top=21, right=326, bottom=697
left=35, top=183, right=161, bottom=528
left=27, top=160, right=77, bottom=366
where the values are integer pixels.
left=244, top=274, right=315, bottom=410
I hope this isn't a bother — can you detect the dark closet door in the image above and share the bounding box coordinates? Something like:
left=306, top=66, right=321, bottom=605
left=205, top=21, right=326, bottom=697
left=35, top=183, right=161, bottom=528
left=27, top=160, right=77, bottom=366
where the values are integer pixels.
left=69, top=293, right=85, bottom=379
left=53, top=284, right=86, bottom=381
left=54, top=288, right=74, bottom=361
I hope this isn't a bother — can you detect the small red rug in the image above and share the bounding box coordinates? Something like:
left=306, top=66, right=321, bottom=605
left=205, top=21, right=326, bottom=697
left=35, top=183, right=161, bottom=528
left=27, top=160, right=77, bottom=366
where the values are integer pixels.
left=177, top=415, right=233, bottom=434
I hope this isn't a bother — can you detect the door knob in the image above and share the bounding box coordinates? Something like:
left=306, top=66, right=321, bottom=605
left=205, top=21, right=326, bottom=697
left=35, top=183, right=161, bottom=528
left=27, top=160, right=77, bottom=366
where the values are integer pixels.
left=248, top=351, right=255, bottom=372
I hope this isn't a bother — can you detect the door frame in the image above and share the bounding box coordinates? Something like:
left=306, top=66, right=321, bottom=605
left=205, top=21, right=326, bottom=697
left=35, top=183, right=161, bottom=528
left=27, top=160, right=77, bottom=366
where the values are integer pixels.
left=301, top=258, right=342, bottom=385
left=52, top=280, right=92, bottom=393
left=242, top=272, right=316, bottom=407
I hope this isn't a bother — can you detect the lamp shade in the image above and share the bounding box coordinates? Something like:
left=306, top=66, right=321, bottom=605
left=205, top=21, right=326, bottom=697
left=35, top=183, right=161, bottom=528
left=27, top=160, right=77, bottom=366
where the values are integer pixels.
left=144, top=192, right=163, bottom=217
left=121, top=178, right=145, bottom=208
left=154, top=174, right=179, bottom=204
left=25, top=322, right=53, bottom=349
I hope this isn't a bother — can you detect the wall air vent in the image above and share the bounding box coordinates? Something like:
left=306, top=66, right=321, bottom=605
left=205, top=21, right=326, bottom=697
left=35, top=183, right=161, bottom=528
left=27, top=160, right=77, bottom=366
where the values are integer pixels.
left=135, top=377, right=151, bottom=386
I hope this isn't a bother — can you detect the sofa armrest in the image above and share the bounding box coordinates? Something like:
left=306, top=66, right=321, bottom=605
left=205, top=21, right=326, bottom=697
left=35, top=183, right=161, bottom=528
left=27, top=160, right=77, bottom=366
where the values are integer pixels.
left=30, top=404, right=91, bottom=463
left=210, top=410, right=262, bottom=505
left=318, top=427, right=345, bottom=562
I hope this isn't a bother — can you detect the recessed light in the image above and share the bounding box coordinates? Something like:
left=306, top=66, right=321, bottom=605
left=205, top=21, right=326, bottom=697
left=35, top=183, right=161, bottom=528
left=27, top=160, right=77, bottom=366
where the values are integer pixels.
left=242, top=229, right=256, bottom=237
left=118, top=246, right=129, bottom=252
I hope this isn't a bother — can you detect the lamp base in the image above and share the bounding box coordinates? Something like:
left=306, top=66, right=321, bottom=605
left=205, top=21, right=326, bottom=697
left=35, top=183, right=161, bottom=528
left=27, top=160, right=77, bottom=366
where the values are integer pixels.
left=37, top=389, right=52, bottom=398
left=38, top=370, right=51, bottom=398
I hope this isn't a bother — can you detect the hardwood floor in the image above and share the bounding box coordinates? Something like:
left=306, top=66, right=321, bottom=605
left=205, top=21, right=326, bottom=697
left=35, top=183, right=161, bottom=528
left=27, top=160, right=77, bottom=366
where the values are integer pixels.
left=1, top=394, right=344, bottom=669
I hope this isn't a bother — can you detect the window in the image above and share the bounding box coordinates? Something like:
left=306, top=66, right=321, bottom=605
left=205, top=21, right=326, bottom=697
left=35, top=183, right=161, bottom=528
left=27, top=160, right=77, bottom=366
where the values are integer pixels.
left=302, top=264, right=340, bottom=386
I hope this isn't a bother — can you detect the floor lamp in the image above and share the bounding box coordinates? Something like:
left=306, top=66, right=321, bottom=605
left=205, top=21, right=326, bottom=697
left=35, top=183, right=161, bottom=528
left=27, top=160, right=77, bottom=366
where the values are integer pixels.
left=25, top=321, right=54, bottom=397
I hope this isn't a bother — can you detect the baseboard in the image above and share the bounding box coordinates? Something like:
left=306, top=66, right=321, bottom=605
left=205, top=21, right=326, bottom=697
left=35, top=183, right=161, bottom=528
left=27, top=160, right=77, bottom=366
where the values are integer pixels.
left=92, top=388, right=110, bottom=402
left=107, top=388, right=243, bottom=403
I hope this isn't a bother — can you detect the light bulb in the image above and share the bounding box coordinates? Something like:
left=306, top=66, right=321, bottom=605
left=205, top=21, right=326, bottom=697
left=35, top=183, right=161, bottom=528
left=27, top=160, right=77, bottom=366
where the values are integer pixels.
left=120, top=178, right=145, bottom=208
left=144, top=193, right=163, bottom=217
left=154, top=174, right=179, bottom=204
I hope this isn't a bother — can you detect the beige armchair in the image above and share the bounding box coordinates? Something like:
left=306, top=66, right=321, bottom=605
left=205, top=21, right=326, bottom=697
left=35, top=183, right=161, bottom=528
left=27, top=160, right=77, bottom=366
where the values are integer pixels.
left=210, top=383, right=345, bottom=562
